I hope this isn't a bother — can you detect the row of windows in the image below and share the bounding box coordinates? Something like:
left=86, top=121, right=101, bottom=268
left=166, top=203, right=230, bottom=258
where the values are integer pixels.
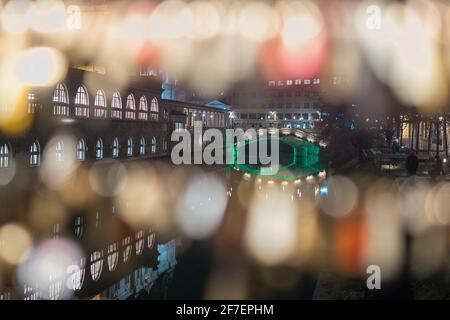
left=0, top=137, right=169, bottom=168
left=185, top=110, right=226, bottom=128
left=270, top=102, right=320, bottom=108
left=71, top=231, right=154, bottom=291
left=47, top=83, right=159, bottom=120
left=19, top=229, right=156, bottom=299
left=47, top=210, right=156, bottom=299
left=268, top=79, right=321, bottom=86
left=236, top=112, right=320, bottom=121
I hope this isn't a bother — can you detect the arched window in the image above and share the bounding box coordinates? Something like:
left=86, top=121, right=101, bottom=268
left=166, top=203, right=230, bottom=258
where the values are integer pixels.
left=30, top=140, right=40, bottom=166
left=53, top=83, right=69, bottom=103
left=0, top=290, right=11, bottom=300
left=90, top=250, right=103, bottom=281
left=150, top=97, right=158, bottom=121
left=111, top=92, right=122, bottom=119
left=135, top=230, right=144, bottom=256
left=147, top=229, right=156, bottom=249
left=94, top=90, right=107, bottom=118
left=139, top=137, right=145, bottom=155
left=69, top=257, right=86, bottom=291
left=74, top=86, right=89, bottom=118
left=74, top=216, right=83, bottom=238
left=122, top=236, right=132, bottom=263
left=95, top=138, right=103, bottom=160
left=0, top=143, right=9, bottom=168
left=151, top=136, right=156, bottom=154
left=107, top=242, right=119, bottom=272
left=112, top=138, right=119, bottom=158
left=55, top=141, right=64, bottom=162
left=52, top=83, right=69, bottom=116
left=138, top=96, right=148, bottom=120
left=125, top=94, right=136, bottom=120
left=127, top=138, right=133, bottom=157
left=76, top=139, right=85, bottom=161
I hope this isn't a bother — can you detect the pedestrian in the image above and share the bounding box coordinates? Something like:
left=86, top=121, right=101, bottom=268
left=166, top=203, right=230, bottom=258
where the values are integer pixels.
left=392, top=138, right=400, bottom=153
left=405, top=151, right=419, bottom=175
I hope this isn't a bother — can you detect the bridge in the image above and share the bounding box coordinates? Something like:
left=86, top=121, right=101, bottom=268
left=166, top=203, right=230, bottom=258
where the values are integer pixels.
left=229, top=127, right=326, bottom=180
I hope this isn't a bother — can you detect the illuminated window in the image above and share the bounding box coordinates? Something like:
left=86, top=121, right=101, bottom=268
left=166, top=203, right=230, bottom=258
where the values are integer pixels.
left=24, top=285, right=39, bottom=300
left=122, top=236, right=132, bottom=263
left=151, top=136, right=156, bottom=154
left=52, top=83, right=69, bottom=116
left=53, top=223, right=60, bottom=239
left=135, top=230, right=144, bottom=256
left=55, top=141, right=64, bottom=162
left=28, top=93, right=39, bottom=113
left=76, top=139, right=85, bottom=161
left=162, top=137, right=168, bottom=151
left=150, top=97, right=158, bottom=121
left=90, top=250, right=103, bottom=281
left=95, top=211, right=101, bottom=229
left=53, top=83, right=68, bottom=103
left=138, top=96, right=148, bottom=120
left=75, top=86, right=88, bottom=105
left=69, top=257, right=86, bottom=291
left=0, top=143, right=12, bottom=168
left=139, top=137, right=145, bottom=155
left=29, top=141, right=40, bottom=166
left=111, top=92, right=122, bottom=119
left=175, top=122, right=184, bottom=131
left=107, top=242, right=119, bottom=272
left=147, top=230, right=155, bottom=249
left=0, top=292, right=11, bottom=300
left=112, top=137, right=119, bottom=158
left=304, top=79, right=311, bottom=85
left=268, top=81, right=275, bottom=86
left=94, top=90, right=107, bottom=118
left=49, top=271, right=63, bottom=300
left=94, top=90, right=105, bottom=107
left=74, top=216, right=83, bottom=238
left=140, top=67, right=158, bottom=76
left=313, top=78, right=320, bottom=84
left=74, top=86, right=89, bottom=117
left=95, top=138, right=103, bottom=160
left=295, top=79, right=301, bottom=85
left=286, top=80, right=293, bottom=86
left=127, top=138, right=133, bottom=157
left=125, top=94, right=136, bottom=120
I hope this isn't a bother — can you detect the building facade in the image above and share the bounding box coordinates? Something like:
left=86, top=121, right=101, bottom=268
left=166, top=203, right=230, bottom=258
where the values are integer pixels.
left=226, top=77, right=323, bottom=130
left=0, top=67, right=228, bottom=300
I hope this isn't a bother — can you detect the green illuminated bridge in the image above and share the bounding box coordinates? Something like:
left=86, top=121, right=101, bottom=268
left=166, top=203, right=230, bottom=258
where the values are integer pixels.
left=228, top=131, right=326, bottom=180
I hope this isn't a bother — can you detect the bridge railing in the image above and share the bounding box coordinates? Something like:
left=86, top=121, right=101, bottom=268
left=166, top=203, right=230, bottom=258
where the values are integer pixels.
left=273, top=127, right=327, bottom=147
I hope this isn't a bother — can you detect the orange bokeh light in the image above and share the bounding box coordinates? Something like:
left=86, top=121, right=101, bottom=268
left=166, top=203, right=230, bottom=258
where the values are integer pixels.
left=333, top=213, right=370, bottom=276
